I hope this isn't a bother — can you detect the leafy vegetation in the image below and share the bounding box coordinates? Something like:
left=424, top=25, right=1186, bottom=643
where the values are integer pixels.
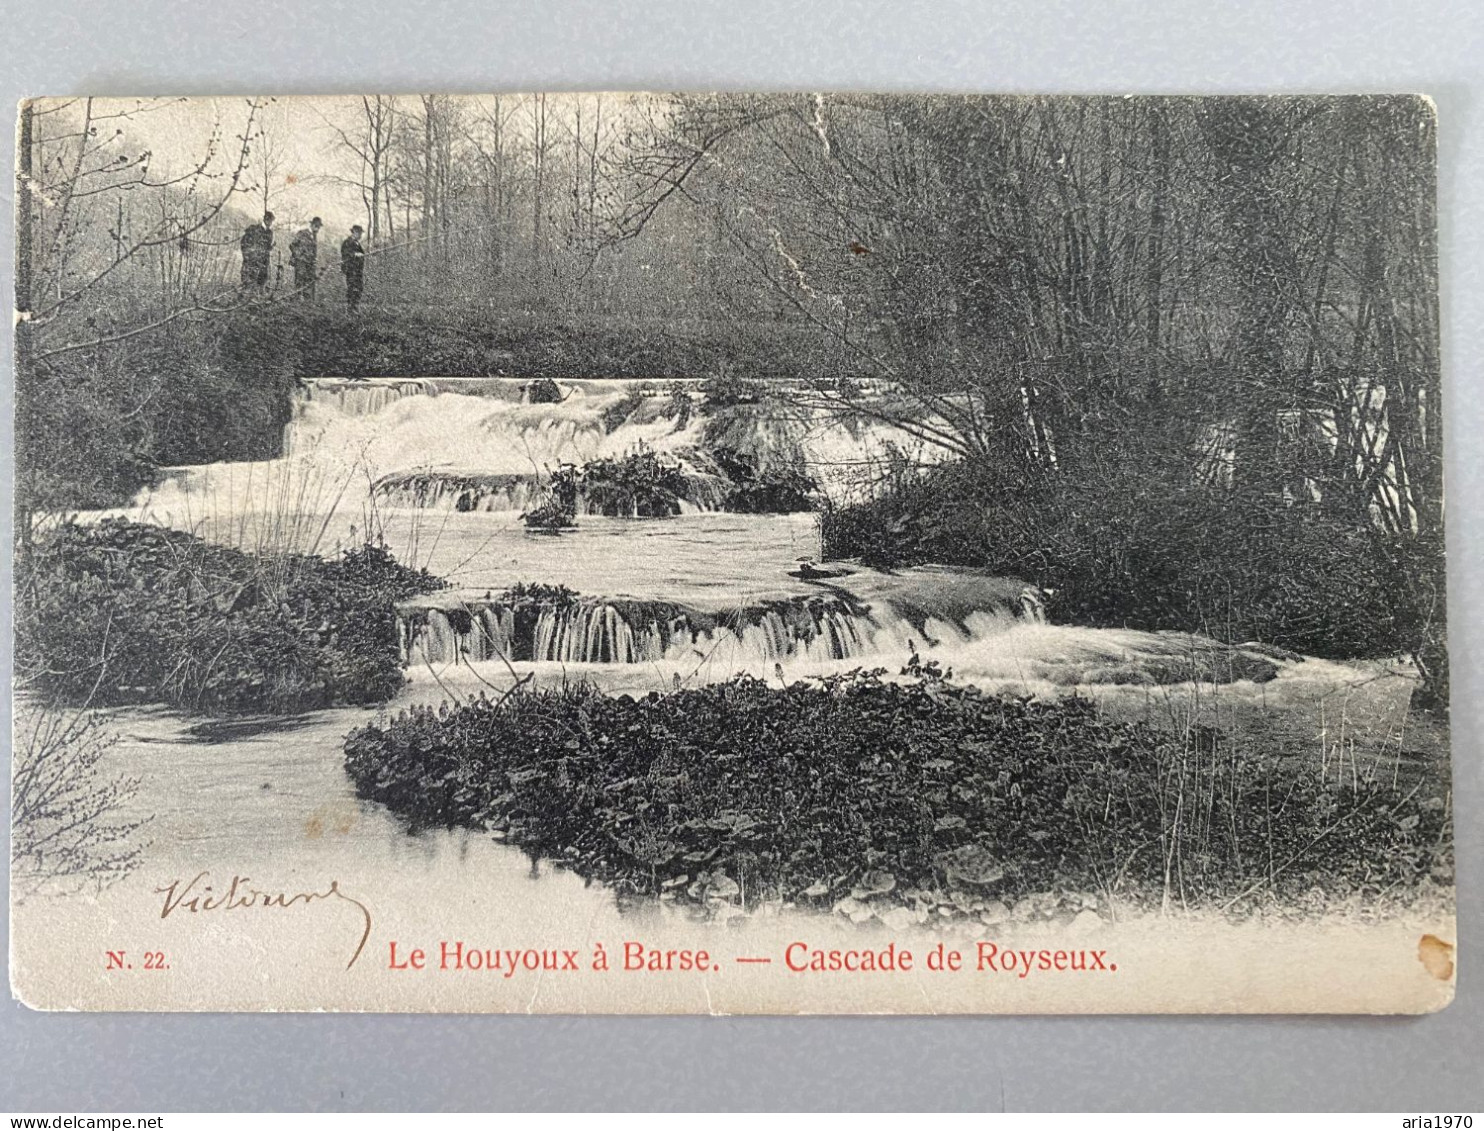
left=521, top=466, right=582, bottom=530
left=344, top=666, right=1451, bottom=917
left=17, top=312, right=300, bottom=517
left=666, top=382, right=695, bottom=431
left=710, top=448, right=817, bottom=514
left=581, top=450, right=693, bottom=517
left=16, top=519, right=445, bottom=714
left=599, top=382, right=653, bottom=433
left=822, top=458, right=1428, bottom=665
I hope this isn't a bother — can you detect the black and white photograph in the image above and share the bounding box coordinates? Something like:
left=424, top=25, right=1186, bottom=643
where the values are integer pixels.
left=10, top=91, right=1455, bottom=1014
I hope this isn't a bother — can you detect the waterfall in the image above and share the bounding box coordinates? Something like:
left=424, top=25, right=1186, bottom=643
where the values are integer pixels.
left=398, top=593, right=895, bottom=668
left=275, top=376, right=942, bottom=511
left=372, top=468, right=733, bottom=514
left=373, top=472, right=547, bottom=514
left=300, top=378, right=440, bottom=416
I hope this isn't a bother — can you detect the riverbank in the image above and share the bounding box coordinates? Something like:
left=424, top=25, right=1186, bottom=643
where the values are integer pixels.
left=10, top=673, right=1454, bottom=1014
left=343, top=665, right=1453, bottom=925
left=15, top=519, right=444, bottom=714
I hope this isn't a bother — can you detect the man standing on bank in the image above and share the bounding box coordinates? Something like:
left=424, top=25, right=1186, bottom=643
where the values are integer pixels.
left=341, top=224, right=366, bottom=311
left=239, top=211, right=275, bottom=289
left=289, top=217, right=322, bottom=300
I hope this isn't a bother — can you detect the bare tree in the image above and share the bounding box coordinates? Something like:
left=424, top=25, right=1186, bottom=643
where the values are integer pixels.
left=11, top=705, right=150, bottom=898
left=320, top=95, right=399, bottom=242
left=18, top=96, right=262, bottom=362
left=247, top=98, right=290, bottom=217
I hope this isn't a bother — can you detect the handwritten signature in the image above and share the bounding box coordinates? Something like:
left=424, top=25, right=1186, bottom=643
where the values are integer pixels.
left=155, top=871, right=372, bottom=969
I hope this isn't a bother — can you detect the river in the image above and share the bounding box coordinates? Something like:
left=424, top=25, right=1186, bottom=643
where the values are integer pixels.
left=12, top=378, right=1448, bottom=1013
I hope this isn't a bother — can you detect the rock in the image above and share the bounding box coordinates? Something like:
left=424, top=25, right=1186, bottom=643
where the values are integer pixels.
left=690, top=873, right=739, bottom=902
left=950, top=888, right=980, bottom=913
left=1235, top=640, right=1304, bottom=664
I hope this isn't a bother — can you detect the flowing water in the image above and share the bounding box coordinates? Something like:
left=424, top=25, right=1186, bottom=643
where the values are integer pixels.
left=41, top=377, right=1320, bottom=944
left=18, top=377, right=1427, bottom=1014
left=122, top=376, right=1042, bottom=678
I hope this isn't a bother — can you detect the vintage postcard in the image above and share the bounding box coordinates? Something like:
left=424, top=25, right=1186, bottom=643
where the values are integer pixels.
left=10, top=93, right=1454, bottom=1013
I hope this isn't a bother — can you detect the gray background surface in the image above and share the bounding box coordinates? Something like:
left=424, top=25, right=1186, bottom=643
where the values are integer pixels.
left=1, top=0, right=1481, bottom=1112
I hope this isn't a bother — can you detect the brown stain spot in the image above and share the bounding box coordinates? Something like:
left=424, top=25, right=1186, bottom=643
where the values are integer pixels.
left=304, top=801, right=359, bottom=840
left=1418, top=934, right=1455, bottom=981
left=848, top=240, right=871, bottom=256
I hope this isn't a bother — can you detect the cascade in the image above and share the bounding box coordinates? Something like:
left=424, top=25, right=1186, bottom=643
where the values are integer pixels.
left=372, top=469, right=733, bottom=514
left=397, top=593, right=898, bottom=667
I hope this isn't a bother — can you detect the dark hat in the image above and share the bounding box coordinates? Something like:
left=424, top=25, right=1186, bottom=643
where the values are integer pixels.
left=263, top=211, right=276, bottom=223
left=310, top=216, right=322, bottom=228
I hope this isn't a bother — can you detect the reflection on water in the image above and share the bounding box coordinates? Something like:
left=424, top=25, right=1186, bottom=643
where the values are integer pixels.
left=94, top=703, right=618, bottom=923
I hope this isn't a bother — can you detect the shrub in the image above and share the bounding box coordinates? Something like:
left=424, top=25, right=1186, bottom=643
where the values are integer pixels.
left=581, top=450, right=691, bottom=517
left=522, top=467, right=581, bottom=529
left=17, top=313, right=299, bottom=519
left=521, top=506, right=578, bottom=530
left=11, top=706, right=148, bottom=897
left=709, top=448, right=817, bottom=514
left=666, top=382, right=695, bottom=431
left=821, top=458, right=1413, bottom=661
left=699, top=370, right=765, bottom=408
left=16, top=520, right=445, bottom=714
left=344, top=669, right=1449, bottom=914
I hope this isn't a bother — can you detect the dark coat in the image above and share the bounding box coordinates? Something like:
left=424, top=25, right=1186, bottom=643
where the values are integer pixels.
left=340, top=236, right=366, bottom=277
left=240, top=222, right=273, bottom=284
left=289, top=229, right=318, bottom=272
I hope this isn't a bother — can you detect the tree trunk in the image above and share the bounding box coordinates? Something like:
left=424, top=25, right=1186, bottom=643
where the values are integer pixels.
left=16, top=101, right=34, bottom=547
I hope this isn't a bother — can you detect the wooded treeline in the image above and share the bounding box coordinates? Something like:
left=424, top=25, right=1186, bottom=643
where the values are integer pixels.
left=637, top=94, right=1437, bottom=693
left=13, top=94, right=1446, bottom=697
left=305, top=92, right=1445, bottom=690
left=318, top=92, right=778, bottom=314
left=316, top=92, right=1443, bottom=564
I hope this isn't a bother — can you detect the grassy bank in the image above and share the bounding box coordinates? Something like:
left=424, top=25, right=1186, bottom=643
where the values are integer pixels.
left=18, top=312, right=302, bottom=514
left=821, top=459, right=1443, bottom=678
left=16, top=519, right=445, bottom=715
left=291, top=305, right=849, bottom=383
left=16, top=303, right=841, bottom=516
left=344, top=666, right=1452, bottom=922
